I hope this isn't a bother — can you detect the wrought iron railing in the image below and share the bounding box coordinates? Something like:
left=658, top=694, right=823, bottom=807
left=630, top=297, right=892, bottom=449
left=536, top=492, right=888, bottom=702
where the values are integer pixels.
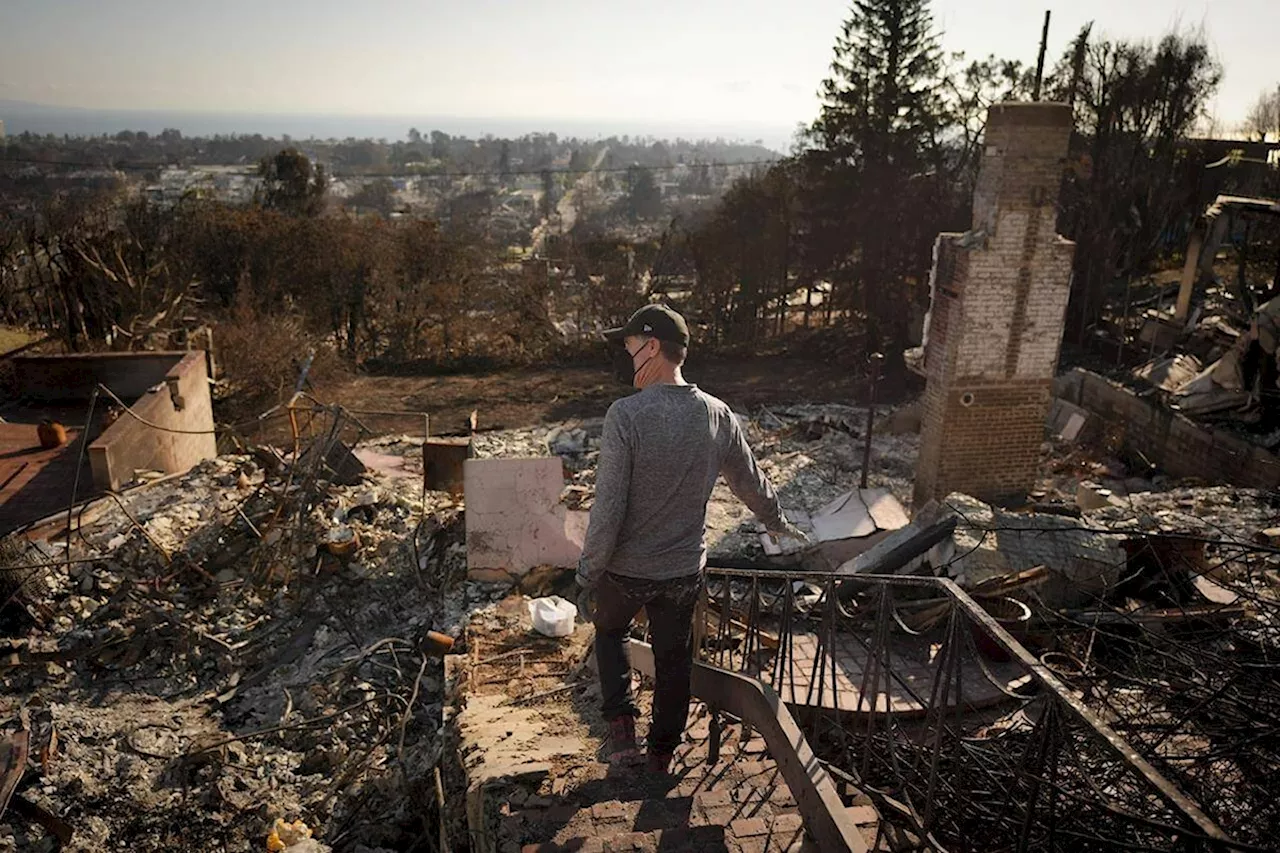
left=688, top=565, right=1256, bottom=853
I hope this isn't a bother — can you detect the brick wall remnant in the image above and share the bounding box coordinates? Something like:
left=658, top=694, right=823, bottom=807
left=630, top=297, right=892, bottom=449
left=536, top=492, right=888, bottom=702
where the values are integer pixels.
left=1054, top=368, right=1280, bottom=490
left=914, top=102, right=1075, bottom=507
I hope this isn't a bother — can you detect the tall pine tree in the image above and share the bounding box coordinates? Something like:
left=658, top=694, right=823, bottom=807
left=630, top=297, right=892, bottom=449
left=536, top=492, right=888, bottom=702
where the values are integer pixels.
left=803, top=0, right=946, bottom=372
left=813, top=0, right=943, bottom=168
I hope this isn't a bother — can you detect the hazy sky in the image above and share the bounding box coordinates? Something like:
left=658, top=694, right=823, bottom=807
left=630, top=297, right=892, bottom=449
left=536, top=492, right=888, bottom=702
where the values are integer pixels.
left=1, top=0, right=1275, bottom=135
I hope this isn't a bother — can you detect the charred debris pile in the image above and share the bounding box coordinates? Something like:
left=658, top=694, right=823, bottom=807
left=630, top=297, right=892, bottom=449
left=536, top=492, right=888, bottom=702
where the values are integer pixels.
left=0, top=402, right=461, bottom=852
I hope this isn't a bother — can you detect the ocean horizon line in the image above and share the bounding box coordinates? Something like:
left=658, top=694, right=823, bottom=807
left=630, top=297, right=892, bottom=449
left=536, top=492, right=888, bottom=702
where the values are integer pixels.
left=0, top=102, right=795, bottom=152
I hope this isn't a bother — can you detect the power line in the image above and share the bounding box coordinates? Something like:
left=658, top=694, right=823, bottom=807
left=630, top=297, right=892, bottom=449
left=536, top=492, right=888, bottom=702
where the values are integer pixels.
left=0, top=156, right=782, bottom=179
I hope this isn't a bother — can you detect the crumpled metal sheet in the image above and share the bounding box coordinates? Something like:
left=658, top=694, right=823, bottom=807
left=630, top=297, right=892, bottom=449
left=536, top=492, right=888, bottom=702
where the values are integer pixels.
left=0, top=729, right=30, bottom=822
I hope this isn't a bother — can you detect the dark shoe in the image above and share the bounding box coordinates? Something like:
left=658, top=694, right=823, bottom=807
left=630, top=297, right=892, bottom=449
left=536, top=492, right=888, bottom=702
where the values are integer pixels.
left=607, top=716, right=641, bottom=766
left=645, top=750, right=674, bottom=775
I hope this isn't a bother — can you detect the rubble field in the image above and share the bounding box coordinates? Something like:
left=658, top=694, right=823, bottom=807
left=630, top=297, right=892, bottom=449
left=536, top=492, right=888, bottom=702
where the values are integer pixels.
left=462, top=400, right=1280, bottom=849
left=1, top=414, right=463, bottom=852
left=4, top=390, right=1279, bottom=851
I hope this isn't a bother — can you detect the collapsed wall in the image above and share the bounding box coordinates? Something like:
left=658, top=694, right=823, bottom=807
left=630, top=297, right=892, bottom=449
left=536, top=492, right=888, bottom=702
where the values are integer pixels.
left=1056, top=367, right=1280, bottom=489
left=10, top=352, right=218, bottom=490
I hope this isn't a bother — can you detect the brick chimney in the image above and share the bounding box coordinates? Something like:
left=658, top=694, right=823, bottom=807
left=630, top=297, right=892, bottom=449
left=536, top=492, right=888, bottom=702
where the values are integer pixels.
left=913, top=102, right=1075, bottom=507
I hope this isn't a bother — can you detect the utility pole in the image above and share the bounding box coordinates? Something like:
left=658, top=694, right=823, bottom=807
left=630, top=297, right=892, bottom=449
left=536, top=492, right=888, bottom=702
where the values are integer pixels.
left=1033, top=10, right=1051, bottom=101
left=860, top=352, right=884, bottom=490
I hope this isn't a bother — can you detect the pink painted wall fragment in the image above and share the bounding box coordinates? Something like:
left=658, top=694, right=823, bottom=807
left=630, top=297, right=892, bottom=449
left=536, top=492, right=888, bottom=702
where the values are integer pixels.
left=464, top=457, right=588, bottom=578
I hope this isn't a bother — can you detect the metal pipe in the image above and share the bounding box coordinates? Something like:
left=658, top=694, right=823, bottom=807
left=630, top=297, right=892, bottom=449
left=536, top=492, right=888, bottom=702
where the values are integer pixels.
left=860, top=352, right=884, bottom=490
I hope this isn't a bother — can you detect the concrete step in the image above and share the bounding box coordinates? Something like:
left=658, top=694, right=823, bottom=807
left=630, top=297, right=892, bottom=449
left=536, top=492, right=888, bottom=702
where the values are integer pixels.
left=462, top=664, right=882, bottom=853
left=498, top=739, right=815, bottom=853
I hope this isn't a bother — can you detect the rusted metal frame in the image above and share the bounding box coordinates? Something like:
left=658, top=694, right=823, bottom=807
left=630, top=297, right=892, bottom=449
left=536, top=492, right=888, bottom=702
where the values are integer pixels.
left=851, top=593, right=969, bottom=816
left=733, top=572, right=765, bottom=748
left=953, top=729, right=1046, bottom=839
left=927, top=575, right=1231, bottom=845
left=922, top=606, right=963, bottom=832
left=773, top=578, right=798, bottom=702
left=744, top=573, right=762, bottom=672
left=1043, top=702, right=1062, bottom=851
left=706, top=574, right=737, bottom=763
left=956, top=586, right=1226, bottom=845
left=815, top=576, right=843, bottom=722
left=0, top=731, right=29, bottom=822
left=861, top=632, right=1004, bottom=834
left=856, top=584, right=891, bottom=780
left=629, top=639, right=869, bottom=853
left=873, top=584, right=907, bottom=784
left=815, top=571, right=1230, bottom=841
left=806, top=580, right=835, bottom=711
left=936, top=602, right=970, bottom=829
left=752, top=574, right=967, bottom=823
left=715, top=575, right=732, bottom=670
left=867, top=624, right=937, bottom=823
left=994, top=749, right=1270, bottom=852
left=1140, top=668, right=1244, bottom=759
left=704, top=568, right=1235, bottom=846
left=1015, top=698, right=1061, bottom=853
left=832, top=593, right=976, bottom=740
left=949, top=601, right=966, bottom=777
left=702, top=572, right=923, bottom=827
left=819, top=576, right=849, bottom=770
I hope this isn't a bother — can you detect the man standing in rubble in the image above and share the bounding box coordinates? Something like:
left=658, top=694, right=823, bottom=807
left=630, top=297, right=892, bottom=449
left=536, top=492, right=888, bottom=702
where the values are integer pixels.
left=576, top=304, right=806, bottom=773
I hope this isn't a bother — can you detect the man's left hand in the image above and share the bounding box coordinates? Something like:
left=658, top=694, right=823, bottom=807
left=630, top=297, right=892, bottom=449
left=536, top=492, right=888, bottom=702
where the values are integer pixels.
left=768, top=520, right=812, bottom=548
left=576, top=585, right=597, bottom=623
left=575, top=555, right=595, bottom=590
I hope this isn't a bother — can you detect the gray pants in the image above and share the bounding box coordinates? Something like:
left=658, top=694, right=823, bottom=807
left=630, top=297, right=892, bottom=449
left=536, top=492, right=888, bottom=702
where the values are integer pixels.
left=592, top=571, right=701, bottom=755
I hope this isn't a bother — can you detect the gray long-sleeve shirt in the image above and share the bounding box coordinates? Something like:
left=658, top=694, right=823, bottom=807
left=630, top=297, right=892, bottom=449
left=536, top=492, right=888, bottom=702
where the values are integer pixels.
left=578, top=383, right=784, bottom=583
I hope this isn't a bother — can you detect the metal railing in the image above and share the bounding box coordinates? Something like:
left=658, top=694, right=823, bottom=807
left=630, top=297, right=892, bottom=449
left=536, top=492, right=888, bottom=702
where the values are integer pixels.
left=688, top=565, right=1254, bottom=852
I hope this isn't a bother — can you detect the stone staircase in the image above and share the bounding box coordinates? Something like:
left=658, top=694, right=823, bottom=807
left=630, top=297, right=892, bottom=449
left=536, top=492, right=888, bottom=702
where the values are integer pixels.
left=447, top=596, right=884, bottom=853
left=493, top=702, right=881, bottom=853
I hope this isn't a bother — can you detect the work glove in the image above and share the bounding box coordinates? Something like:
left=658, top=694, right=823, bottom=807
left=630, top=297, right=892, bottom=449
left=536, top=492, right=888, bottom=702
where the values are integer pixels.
left=575, top=556, right=598, bottom=622
left=575, top=555, right=595, bottom=590
left=767, top=520, right=812, bottom=548
left=576, top=585, right=597, bottom=623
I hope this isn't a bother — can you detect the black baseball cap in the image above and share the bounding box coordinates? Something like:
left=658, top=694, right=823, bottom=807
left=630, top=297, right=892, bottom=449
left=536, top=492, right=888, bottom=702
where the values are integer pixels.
left=604, top=304, right=690, bottom=347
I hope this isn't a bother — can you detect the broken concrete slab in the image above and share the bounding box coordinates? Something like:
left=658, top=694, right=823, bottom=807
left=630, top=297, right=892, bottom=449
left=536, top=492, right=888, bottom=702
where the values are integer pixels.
left=837, top=516, right=958, bottom=577
left=811, top=490, right=878, bottom=541
left=1060, top=411, right=1088, bottom=442
left=990, top=508, right=1126, bottom=608
left=921, top=493, right=1008, bottom=584
left=1046, top=398, right=1092, bottom=442
left=928, top=493, right=1126, bottom=608
left=1076, top=481, right=1123, bottom=511
left=791, top=488, right=910, bottom=570
left=457, top=693, right=588, bottom=771
left=864, top=489, right=910, bottom=530
left=464, top=457, right=589, bottom=582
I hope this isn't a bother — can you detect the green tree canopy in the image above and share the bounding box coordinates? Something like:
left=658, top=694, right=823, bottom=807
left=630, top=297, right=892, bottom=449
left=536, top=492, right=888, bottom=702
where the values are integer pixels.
left=257, top=148, right=327, bottom=217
